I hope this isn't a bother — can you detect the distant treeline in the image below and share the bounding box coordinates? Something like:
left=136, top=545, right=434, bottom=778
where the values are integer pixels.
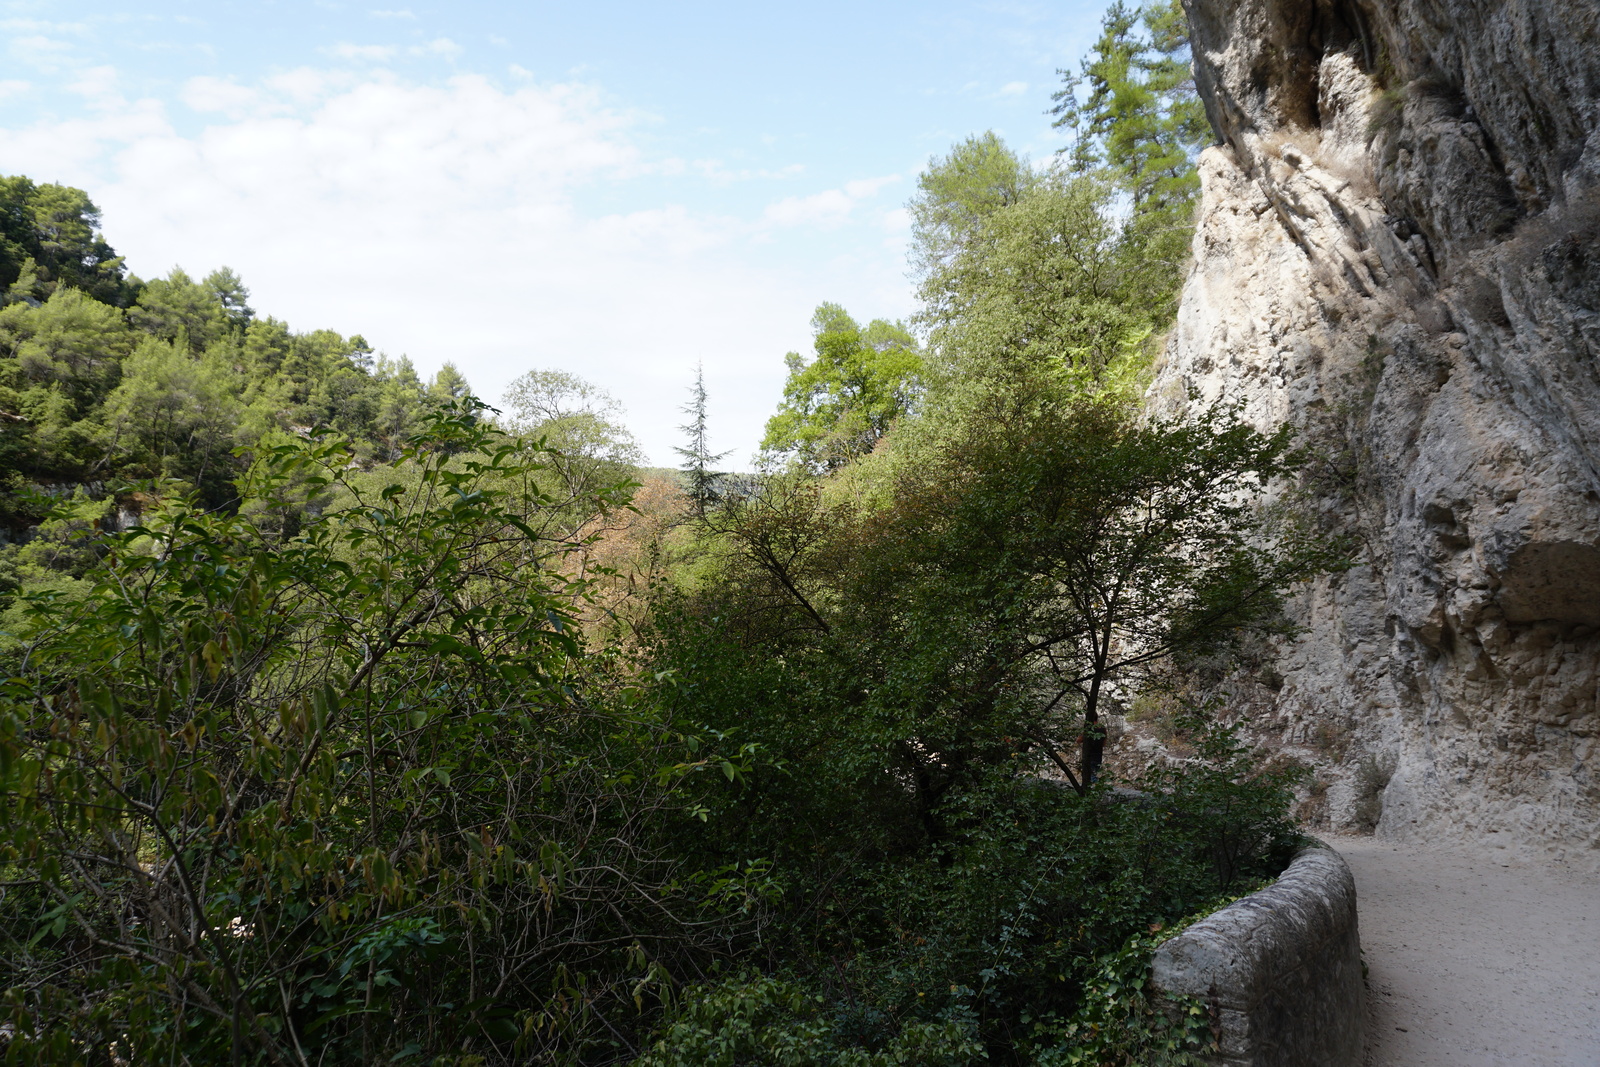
left=0, top=174, right=471, bottom=530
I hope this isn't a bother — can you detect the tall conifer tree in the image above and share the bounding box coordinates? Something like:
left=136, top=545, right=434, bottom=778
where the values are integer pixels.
left=1050, top=0, right=1209, bottom=217
left=675, top=362, right=730, bottom=516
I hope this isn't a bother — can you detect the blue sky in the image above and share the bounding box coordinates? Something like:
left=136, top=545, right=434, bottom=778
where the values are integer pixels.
left=0, top=0, right=1110, bottom=464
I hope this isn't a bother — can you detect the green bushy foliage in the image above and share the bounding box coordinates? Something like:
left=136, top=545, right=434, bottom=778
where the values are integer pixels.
left=0, top=404, right=764, bottom=1065
left=633, top=972, right=982, bottom=1067
left=760, top=304, right=923, bottom=473
left=631, top=289, right=1330, bottom=1062
left=622, top=622, right=1303, bottom=1064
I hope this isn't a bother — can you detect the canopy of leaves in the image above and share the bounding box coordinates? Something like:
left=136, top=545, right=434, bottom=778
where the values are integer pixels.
left=0, top=10, right=1333, bottom=1060
left=914, top=165, right=1176, bottom=388
left=0, top=406, right=759, bottom=1065
left=0, top=177, right=136, bottom=308
left=500, top=368, right=648, bottom=528
left=908, top=132, right=1038, bottom=283
left=0, top=173, right=474, bottom=542
left=503, top=370, right=639, bottom=458
left=711, top=377, right=1338, bottom=791
left=759, top=303, right=922, bottom=472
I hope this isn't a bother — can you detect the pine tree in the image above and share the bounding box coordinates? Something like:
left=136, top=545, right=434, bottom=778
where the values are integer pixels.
left=3, top=256, right=42, bottom=307
left=675, top=362, right=731, bottom=517
left=1049, top=0, right=1209, bottom=217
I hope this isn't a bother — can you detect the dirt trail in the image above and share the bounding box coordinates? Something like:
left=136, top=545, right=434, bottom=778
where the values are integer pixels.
left=1327, top=835, right=1600, bottom=1066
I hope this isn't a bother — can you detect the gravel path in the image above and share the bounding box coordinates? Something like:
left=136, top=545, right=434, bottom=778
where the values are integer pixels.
left=1328, top=835, right=1600, bottom=1066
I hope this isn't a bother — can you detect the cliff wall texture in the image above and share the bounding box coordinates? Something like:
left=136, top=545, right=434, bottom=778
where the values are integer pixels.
left=1156, top=0, right=1600, bottom=860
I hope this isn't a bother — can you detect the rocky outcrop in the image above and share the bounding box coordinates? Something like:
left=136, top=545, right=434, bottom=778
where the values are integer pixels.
left=1157, top=0, right=1600, bottom=861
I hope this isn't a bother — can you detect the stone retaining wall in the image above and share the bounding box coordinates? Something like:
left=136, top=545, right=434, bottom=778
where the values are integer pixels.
left=1151, top=843, right=1363, bottom=1066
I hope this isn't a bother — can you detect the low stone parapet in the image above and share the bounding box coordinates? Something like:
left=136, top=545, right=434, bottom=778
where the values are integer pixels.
left=1151, top=842, right=1364, bottom=1066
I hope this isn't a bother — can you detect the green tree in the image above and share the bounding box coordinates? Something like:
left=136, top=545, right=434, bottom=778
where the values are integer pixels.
left=759, top=303, right=922, bottom=472
left=676, top=362, right=730, bottom=516
left=0, top=285, right=133, bottom=412
left=3, top=256, right=43, bottom=307
left=640, top=390, right=1319, bottom=1061
left=912, top=160, right=1170, bottom=387
left=0, top=176, right=135, bottom=307
left=713, top=387, right=1339, bottom=794
left=0, top=404, right=754, bottom=1065
left=0, top=172, right=478, bottom=537
left=428, top=361, right=471, bottom=404
left=367, top=354, right=430, bottom=457
left=1051, top=0, right=1209, bottom=217
left=128, top=267, right=236, bottom=354
left=240, top=315, right=293, bottom=379
left=872, top=392, right=1339, bottom=787
left=907, top=131, right=1037, bottom=285
left=100, top=336, right=246, bottom=504
left=205, top=266, right=254, bottom=327
left=0, top=287, right=135, bottom=490
left=502, top=368, right=644, bottom=503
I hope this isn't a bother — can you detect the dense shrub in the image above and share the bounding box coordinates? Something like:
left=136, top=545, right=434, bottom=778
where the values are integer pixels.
left=0, top=406, right=768, bottom=1065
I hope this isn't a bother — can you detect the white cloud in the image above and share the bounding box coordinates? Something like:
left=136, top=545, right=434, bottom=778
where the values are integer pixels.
left=0, top=79, right=31, bottom=101
left=320, top=37, right=460, bottom=64
left=0, top=66, right=915, bottom=464
left=764, top=188, right=855, bottom=228
left=845, top=175, right=899, bottom=198
left=326, top=43, right=397, bottom=62
left=414, top=37, right=461, bottom=58
left=0, top=69, right=894, bottom=462
left=9, top=34, right=74, bottom=72
left=263, top=67, right=354, bottom=105
left=763, top=175, right=898, bottom=229
left=0, top=19, right=89, bottom=34
left=694, top=159, right=804, bottom=184
left=68, top=65, right=122, bottom=108
left=368, top=8, right=417, bottom=18
left=182, top=76, right=271, bottom=119
left=998, top=80, right=1029, bottom=96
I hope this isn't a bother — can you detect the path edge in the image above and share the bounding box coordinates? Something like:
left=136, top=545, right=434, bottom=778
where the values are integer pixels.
left=1151, top=841, right=1364, bottom=1066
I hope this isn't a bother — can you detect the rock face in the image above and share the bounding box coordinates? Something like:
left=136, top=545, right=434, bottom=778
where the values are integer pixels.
left=1157, top=0, right=1600, bottom=861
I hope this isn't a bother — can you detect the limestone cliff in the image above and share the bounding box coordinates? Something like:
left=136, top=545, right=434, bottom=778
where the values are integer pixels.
left=1155, top=0, right=1600, bottom=860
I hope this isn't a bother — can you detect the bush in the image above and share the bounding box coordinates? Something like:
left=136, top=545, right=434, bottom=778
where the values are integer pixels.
left=625, top=649, right=1302, bottom=1065
left=0, top=404, right=763, bottom=1065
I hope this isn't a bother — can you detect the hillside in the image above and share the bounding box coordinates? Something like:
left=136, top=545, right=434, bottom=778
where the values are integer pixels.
left=0, top=176, right=470, bottom=530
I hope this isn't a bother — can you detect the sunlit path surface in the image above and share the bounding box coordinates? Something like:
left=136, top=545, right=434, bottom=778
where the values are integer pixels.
left=1330, top=836, right=1600, bottom=1066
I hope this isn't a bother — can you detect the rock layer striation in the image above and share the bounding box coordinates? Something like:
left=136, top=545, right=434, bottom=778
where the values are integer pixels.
left=1158, top=0, right=1600, bottom=860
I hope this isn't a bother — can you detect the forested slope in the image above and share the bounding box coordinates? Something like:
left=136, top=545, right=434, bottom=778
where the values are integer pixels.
left=0, top=176, right=470, bottom=590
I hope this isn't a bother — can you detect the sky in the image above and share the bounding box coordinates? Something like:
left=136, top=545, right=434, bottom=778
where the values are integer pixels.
left=0, top=0, right=1110, bottom=465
